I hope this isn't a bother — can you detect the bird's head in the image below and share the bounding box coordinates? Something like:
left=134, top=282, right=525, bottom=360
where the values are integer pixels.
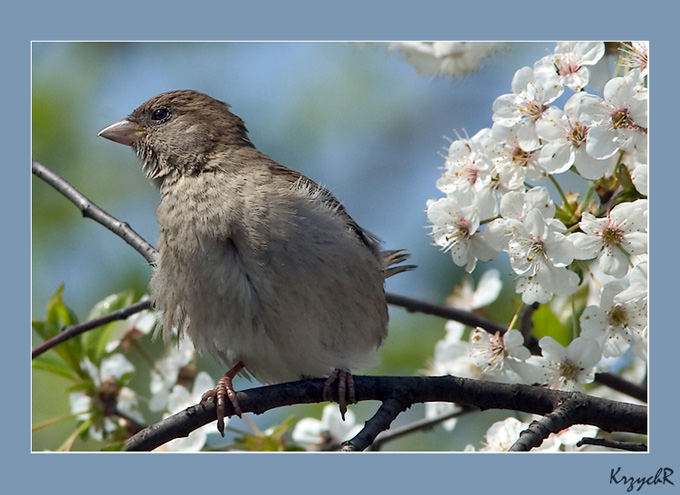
left=99, top=90, right=253, bottom=185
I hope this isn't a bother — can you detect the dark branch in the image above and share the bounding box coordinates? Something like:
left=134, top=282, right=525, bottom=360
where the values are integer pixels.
left=124, top=375, right=647, bottom=451
left=519, top=302, right=540, bottom=341
left=32, top=299, right=152, bottom=359
left=576, top=437, right=647, bottom=452
left=342, top=397, right=408, bottom=451
left=510, top=398, right=582, bottom=451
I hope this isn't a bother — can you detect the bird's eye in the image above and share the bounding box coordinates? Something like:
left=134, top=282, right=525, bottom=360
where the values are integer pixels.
left=151, top=107, right=170, bottom=121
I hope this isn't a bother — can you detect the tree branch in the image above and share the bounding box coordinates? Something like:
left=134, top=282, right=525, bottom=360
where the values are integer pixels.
left=575, top=437, right=647, bottom=452
left=341, top=397, right=408, bottom=451
left=519, top=302, right=540, bottom=342
left=32, top=299, right=152, bottom=359
left=124, top=375, right=647, bottom=451
left=386, top=292, right=507, bottom=334
left=510, top=398, right=582, bottom=451
left=32, top=159, right=157, bottom=265
left=593, top=371, right=647, bottom=403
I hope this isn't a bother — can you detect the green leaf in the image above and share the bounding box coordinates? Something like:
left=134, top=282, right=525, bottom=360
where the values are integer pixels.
left=82, top=290, right=135, bottom=363
left=86, top=290, right=136, bottom=321
left=226, top=416, right=297, bottom=451
left=66, top=379, right=96, bottom=394
left=58, top=419, right=92, bottom=452
left=31, top=352, right=77, bottom=380
left=32, top=352, right=78, bottom=381
left=37, top=285, right=83, bottom=374
left=532, top=304, right=571, bottom=346
left=46, top=284, right=78, bottom=330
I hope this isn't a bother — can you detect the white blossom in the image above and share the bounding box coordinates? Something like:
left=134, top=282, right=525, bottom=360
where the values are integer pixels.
left=503, top=209, right=581, bottom=303
left=492, top=66, right=563, bottom=150
left=469, top=327, right=531, bottom=382
left=536, top=93, right=617, bottom=179
left=149, top=338, right=197, bottom=412
left=615, top=260, right=648, bottom=304
left=534, top=42, right=605, bottom=92
left=569, top=199, right=647, bottom=278
left=531, top=337, right=602, bottom=391
left=437, top=128, right=494, bottom=195
left=447, top=269, right=503, bottom=311
left=429, top=322, right=480, bottom=378
left=490, top=122, right=547, bottom=188
left=620, top=42, right=648, bottom=79
left=292, top=404, right=362, bottom=450
left=68, top=354, right=143, bottom=441
left=630, top=161, right=648, bottom=196
left=581, top=70, right=648, bottom=159
left=156, top=372, right=216, bottom=452
left=427, top=196, right=497, bottom=272
left=387, top=42, right=505, bottom=77
left=580, top=281, right=647, bottom=358
left=105, top=297, right=158, bottom=353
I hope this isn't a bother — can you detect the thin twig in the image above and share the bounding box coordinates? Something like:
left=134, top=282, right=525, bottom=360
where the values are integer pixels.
left=368, top=404, right=478, bottom=451
left=576, top=437, right=647, bottom=452
left=386, top=292, right=507, bottom=334
left=519, top=303, right=539, bottom=342
left=32, top=159, right=158, bottom=264
left=594, top=371, right=647, bottom=403
left=32, top=299, right=152, bottom=359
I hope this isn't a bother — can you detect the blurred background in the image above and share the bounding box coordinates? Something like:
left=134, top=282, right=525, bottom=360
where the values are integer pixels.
left=32, top=42, right=556, bottom=450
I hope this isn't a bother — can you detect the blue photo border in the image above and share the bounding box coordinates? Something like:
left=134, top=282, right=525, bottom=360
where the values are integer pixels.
left=14, top=1, right=673, bottom=493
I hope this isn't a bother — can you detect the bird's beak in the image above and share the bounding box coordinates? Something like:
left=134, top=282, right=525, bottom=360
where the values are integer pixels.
left=98, top=119, right=144, bottom=146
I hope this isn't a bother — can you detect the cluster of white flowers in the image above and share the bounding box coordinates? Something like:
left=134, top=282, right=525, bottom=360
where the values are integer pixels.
left=67, top=303, right=218, bottom=451
left=425, top=42, right=648, bottom=404
left=69, top=353, right=144, bottom=442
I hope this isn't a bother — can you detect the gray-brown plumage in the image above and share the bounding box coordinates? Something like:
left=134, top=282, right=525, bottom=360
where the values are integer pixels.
left=99, top=90, right=411, bottom=433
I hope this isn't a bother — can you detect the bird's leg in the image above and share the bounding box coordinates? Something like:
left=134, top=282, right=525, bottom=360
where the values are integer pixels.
left=201, top=361, right=245, bottom=436
left=322, top=368, right=355, bottom=421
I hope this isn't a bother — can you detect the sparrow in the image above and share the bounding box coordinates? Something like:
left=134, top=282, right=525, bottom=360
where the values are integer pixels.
left=98, top=90, right=412, bottom=435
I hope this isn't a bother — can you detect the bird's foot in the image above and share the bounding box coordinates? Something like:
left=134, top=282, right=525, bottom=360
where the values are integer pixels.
left=200, top=361, right=245, bottom=436
left=322, top=368, right=355, bottom=421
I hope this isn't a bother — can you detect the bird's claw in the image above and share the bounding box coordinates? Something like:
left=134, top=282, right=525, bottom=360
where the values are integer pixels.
left=200, top=361, right=245, bottom=436
left=323, top=368, right=355, bottom=421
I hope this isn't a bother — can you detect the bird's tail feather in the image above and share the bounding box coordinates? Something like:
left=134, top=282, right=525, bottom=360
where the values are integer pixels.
left=382, top=249, right=416, bottom=279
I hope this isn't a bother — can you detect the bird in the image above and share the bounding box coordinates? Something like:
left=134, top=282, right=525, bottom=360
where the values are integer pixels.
left=98, top=89, right=412, bottom=435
